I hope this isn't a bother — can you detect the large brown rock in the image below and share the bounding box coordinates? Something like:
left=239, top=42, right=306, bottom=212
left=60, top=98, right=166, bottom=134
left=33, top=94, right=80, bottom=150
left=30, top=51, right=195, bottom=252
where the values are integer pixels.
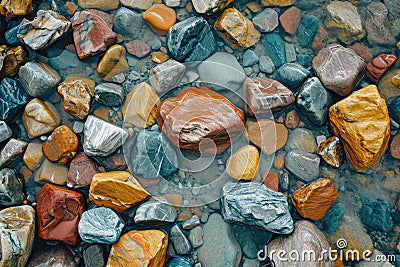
left=329, top=85, right=390, bottom=171
left=156, top=86, right=245, bottom=155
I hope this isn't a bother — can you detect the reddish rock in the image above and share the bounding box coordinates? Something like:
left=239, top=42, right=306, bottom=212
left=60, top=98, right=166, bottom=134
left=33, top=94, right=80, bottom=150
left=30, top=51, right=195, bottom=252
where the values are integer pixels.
left=285, top=110, right=299, bottom=129
left=349, top=43, right=373, bottom=62
left=390, top=134, right=400, bottom=160
left=125, top=40, right=151, bottom=58
left=37, top=183, right=86, bottom=246
left=263, top=172, right=279, bottom=191
left=67, top=154, right=105, bottom=189
left=311, top=25, right=328, bottom=51
left=72, top=10, right=116, bottom=60
left=366, top=54, right=397, bottom=84
left=279, top=6, right=301, bottom=35
left=42, top=126, right=78, bottom=165
left=157, top=86, right=245, bottom=155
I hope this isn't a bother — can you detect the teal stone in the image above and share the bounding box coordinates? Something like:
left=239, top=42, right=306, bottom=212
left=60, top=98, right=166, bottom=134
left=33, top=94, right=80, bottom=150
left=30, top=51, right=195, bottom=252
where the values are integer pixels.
left=276, top=63, right=310, bottom=88
left=296, top=14, right=319, bottom=48
left=296, top=54, right=312, bottom=68
left=262, top=33, right=286, bottom=68
left=242, top=49, right=259, bottom=67
left=49, top=50, right=81, bottom=70
left=317, top=201, right=344, bottom=234
left=166, top=257, right=194, bottom=267
left=360, top=198, right=392, bottom=233
left=389, top=96, right=400, bottom=124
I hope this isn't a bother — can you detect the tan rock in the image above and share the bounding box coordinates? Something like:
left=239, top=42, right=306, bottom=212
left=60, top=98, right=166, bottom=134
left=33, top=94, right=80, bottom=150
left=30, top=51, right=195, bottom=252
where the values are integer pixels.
left=64, top=76, right=95, bottom=95
left=262, top=0, right=295, bottom=6
left=246, top=120, right=288, bottom=155
left=377, top=69, right=400, bottom=101
left=143, top=4, right=176, bottom=34
left=151, top=52, right=169, bottom=64
left=23, top=142, right=43, bottom=171
left=192, top=0, right=234, bottom=15
left=78, top=0, right=119, bottom=10
left=0, top=0, right=32, bottom=17
left=97, top=45, right=129, bottom=81
left=58, top=80, right=92, bottom=120
left=34, top=158, right=68, bottom=185
left=226, top=145, right=259, bottom=181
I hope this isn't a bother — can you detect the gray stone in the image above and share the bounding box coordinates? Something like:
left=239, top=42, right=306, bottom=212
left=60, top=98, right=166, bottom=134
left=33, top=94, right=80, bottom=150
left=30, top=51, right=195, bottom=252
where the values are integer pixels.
left=19, top=62, right=61, bottom=98
left=170, top=224, right=192, bottom=255
left=78, top=207, right=124, bottom=244
left=285, top=150, right=320, bottom=182
left=285, top=43, right=296, bottom=63
left=0, top=168, right=23, bottom=207
left=222, top=182, right=294, bottom=234
left=231, top=224, right=273, bottom=259
left=0, top=139, right=27, bottom=169
left=365, top=2, right=396, bottom=46
left=198, top=213, right=241, bottom=267
left=183, top=215, right=201, bottom=230
left=83, top=244, right=106, bottom=267
left=94, top=83, right=125, bottom=107
left=120, top=0, right=153, bottom=10
left=259, top=55, right=275, bottom=74
left=83, top=115, right=128, bottom=157
left=286, top=128, right=317, bottom=153
left=242, top=49, right=259, bottom=67
left=276, top=63, right=310, bottom=88
left=189, top=226, right=203, bottom=248
left=49, top=50, right=81, bottom=70
left=262, top=33, right=286, bottom=68
left=192, top=0, right=231, bottom=15
left=252, top=8, right=279, bottom=33
left=384, top=0, right=400, bottom=19
left=113, top=7, right=143, bottom=38
left=0, top=121, right=12, bottom=143
left=150, top=59, right=186, bottom=94
left=134, top=197, right=177, bottom=226
left=165, top=0, right=181, bottom=7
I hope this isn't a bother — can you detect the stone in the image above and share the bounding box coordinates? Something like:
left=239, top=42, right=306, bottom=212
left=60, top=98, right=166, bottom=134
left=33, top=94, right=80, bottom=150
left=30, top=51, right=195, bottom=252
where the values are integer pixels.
left=360, top=198, right=392, bottom=233
left=263, top=172, right=279, bottom=191
left=68, top=153, right=104, bottom=189
left=279, top=6, right=301, bottom=35
left=295, top=0, right=326, bottom=9
left=296, top=14, right=318, bottom=48
left=0, top=205, right=35, bottom=267
left=329, top=85, right=390, bottom=171
left=262, top=33, right=286, bottom=67
left=26, top=244, right=77, bottom=267
left=296, top=54, right=312, bottom=68
left=259, top=55, right=275, bottom=74
left=0, top=168, right=23, bottom=207
left=97, top=45, right=129, bottom=81
left=379, top=69, right=400, bottom=101
left=285, top=150, right=320, bottom=182
left=0, top=138, right=27, bottom=169
left=17, top=10, right=70, bottom=50
left=215, top=8, right=261, bottom=49
left=94, top=83, right=124, bottom=107
left=72, top=10, right=117, bottom=60
left=246, top=120, right=288, bottom=155
left=170, top=225, right=191, bottom=254
left=312, top=44, right=365, bottom=96
left=0, top=0, right=32, bottom=17
left=390, top=134, right=400, bottom=159
left=192, top=0, right=233, bottom=15
left=389, top=96, right=400, bottom=124
left=125, top=40, right=151, bottom=58
left=48, top=50, right=81, bottom=70
left=130, top=129, right=178, bottom=178
left=58, top=80, right=92, bottom=120
left=64, top=76, right=96, bottom=94
left=316, top=136, right=344, bottom=168
left=296, top=77, right=332, bottom=125
left=276, top=63, right=310, bottom=88
left=285, top=110, right=299, bottom=129
left=317, top=201, right=344, bottom=234
left=166, top=257, right=194, bottom=267
left=78, top=0, right=119, bottom=10
left=19, top=62, right=61, bottom=98
left=37, top=183, right=86, bottom=246
left=268, top=221, right=334, bottom=267
left=123, top=82, right=160, bottom=128
left=0, top=121, right=12, bottom=143
left=226, top=145, right=259, bottom=181
left=252, top=8, right=278, bottom=33
left=107, top=230, right=168, bottom=266
left=78, top=207, right=124, bottom=244
left=35, top=158, right=68, bottom=185
left=152, top=52, right=169, bottom=64
left=113, top=7, right=144, bottom=38
left=89, top=171, right=150, bottom=213
left=121, top=0, right=153, bottom=10
left=83, top=115, right=129, bottom=157
left=365, top=2, right=396, bottom=46
left=285, top=43, right=296, bottom=63
left=156, top=86, right=245, bottom=155
left=366, top=54, right=397, bottom=84
left=182, top=215, right=200, bottom=230
left=349, top=43, right=373, bottom=62
left=189, top=226, right=203, bottom=248
left=0, top=45, right=27, bottom=79
left=262, top=0, right=295, bottom=6
left=0, top=78, right=29, bottom=122
left=167, top=17, right=216, bottom=62
left=134, top=197, right=177, bottom=225
left=242, top=49, right=259, bottom=67
left=198, top=213, right=241, bottom=267
left=286, top=128, right=316, bottom=153
left=42, top=126, right=78, bottom=165
left=83, top=244, right=105, bottom=267
left=143, top=4, right=176, bottom=34
left=150, top=59, right=185, bottom=94
left=222, top=182, right=294, bottom=234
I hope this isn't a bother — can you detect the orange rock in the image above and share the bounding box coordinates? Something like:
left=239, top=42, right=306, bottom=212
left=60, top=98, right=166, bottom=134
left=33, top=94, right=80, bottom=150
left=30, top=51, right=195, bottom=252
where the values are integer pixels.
left=162, top=194, right=183, bottom=210
left=397, top=198, right=400, bottom=212
left=64, top=1, right=78, bottom=15
left=152, top=51, right=169, bottom=64
left=285, top=110, right=299, bottom=129
left=64, top=76, right=95, bottom=95
left=291, top=178, right=338, bottom=220
left=97, top=44, right=129, bottom=81
left=263, top=172, right=279, bottom=191
left=246, top=120, right=288, bottom=155
left=138, top=177, right=161, bottom=188
left=143, top=4, right=176, bottom=35
left=93, top=107, right=110, bottom=121
left=58, top=80, right=92, bottom=120
left=178, top=209, right=192, bottom=222
left=42, top=126, right=78, bottom=165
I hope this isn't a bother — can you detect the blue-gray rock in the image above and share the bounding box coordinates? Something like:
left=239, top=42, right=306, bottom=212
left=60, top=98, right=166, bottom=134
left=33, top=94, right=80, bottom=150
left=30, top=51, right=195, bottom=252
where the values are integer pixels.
left=78, top=207, right=124, bottom=244
left=134, top=197, right=177, bottom=226
left=149, top=59, right=186, bottom=94
left=113, top=7, right=143, bottom=38
left=242, top=49, right=259, bottom=67
left=295, top=0, right=327, bottom=10
left=182, top=215, right=200, bottom=230
left=167, top=17, right=216, bottom=62
left=389, top=96, right=400, bottom=124
left=130, top=129, right=178, bottom=179
left=384, top=0, right=400, bottom=18
left=297, top=54, right=312, bottom=68
left=0, top=168, right=23, bottom=207
left=360, top=198, right=392, bottom=233
left=0, top=121, right=12, bottom=143
left=285, top=43, right=297, bottom=63
left=231, top=224, right=273, bottom=259
left=286, top=128, right=317, bottom=153
left=18, top=62, right=61, bottom=97
left=94, top=83, right=125, bottom=107
left=5, top=24, right=22, bottom=45
left=222, top=182, right=294, bottom=234
left=252, top=8, right=278, bottom=33
left=83, top=244, right=106, bottom=267
left=188, top=226, right=203, bottom=248
left=285, top=150, right=320, bottom=182
left=48, top=50, right=81, bottom=70
left=0, top=138, right=27, bottom=169
left=0, top=78, right=29, bottom=122
left=317, top=201, right=344, bottom=234
left=296, top=77, right=333, bottom=125
left=276, top=63, right=310, bottom=88
left=166, top=257, right=194, bottom=267
left=262, top=33, right=286, bottom=68
left=365, top=2, right=396, bottom=46
left=296, top=14, right=319, bottom=48
left=259, top=55, right=275, bottom=74
left=170, top=224, right=192, bottom=255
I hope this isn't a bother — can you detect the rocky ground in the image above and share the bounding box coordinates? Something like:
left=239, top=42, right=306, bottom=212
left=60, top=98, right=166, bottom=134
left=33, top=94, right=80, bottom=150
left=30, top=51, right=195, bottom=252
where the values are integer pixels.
left=0, top=0, right=400, bottom=266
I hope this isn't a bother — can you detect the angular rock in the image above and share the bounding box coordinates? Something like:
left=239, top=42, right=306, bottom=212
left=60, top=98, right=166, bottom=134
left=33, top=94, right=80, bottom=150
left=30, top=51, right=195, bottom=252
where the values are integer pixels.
left=262, top=33, right=286, bottom=67
left=286, top=128, right=316, bottom=153
left=222, top=182, right=294, bottom=234
left=78, top=0, right=119, bottom=10
left=360, top=198, right=392, bottom=233
left=0, top=78, right=30, bottom=122
left=97, top=44, right=129, bottom=81
left=246, top=120, right=288, bottom=155
left=170, top=225, right=192, bottom=255
left=279, top=6, right=301, bottom=35
left=285, top=150, right=320, bottom=182
left=166, top=257, right=194, bottom=267
left=58, top=80, right=92, bottom=120
left=378, top=69, right=400, bottom=101
left=259, top=55, right=275, bottom=74
left=276, top=63, right=310, bottom=88
left=242, top=49, right=259, bottom=67
left=0, top=45, right=28, bottom=79
left=226, top=145, right=259, bottom=181
left=125, top=40, right=150, bottom=58
left=366, top=54, right=397, bottom=84
left=0, top=0, right=32, bottom=17
left=121, top=0, right=153, bottom=10
left=285, top=110, right=299, bottom=129
left=94, top=83, right=124, bottom=107
left=0, top=121, right=12, bottom=143
left=67, top=153, right=104, bottom=189
left=149, top=59, right=185, bottom=94
left=252, top=8, right=278, bottom=33
left=134, top=197, right=177, bottom=225
left=189, top=226, right=203, bottom=248
left=113, top=7, right=143, bottom=38
left=192, top=0, right=233, bottom=15
left=296, top=14, right=318, bottom=48
left=42, top=125, right=78, bottom=165
left=262, top=0, right=295, bottom=6
left=365, top=2, right=396, bottom=46
left=34, top=158, right=68, bottom=185
left=329, top=85, right=390, bottom=171
left=316, top=136, right=344, bottom=168
left=313, top=44, right=365, bottom=96
left=0, top=168, right=23, bottom=207
left=89, top=171, right=150, bottom=213
left=143, top=4, right=176, bottom=34
left=0, top=138, right=27, bottom=169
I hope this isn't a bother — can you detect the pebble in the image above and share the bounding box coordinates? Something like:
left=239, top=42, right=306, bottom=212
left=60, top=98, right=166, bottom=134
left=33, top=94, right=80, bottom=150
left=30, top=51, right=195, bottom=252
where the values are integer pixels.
left=246, top=120, right=288, bottom=154
left=296, top=14, right=318, bottom=48
left=262, top=0, right=295, bottom=6
left=83, top=244, right=105, bottom=267
left=390, top=134, right=400, bottom=159
left=182, top=215, right=200, bottom=230
left=151, top=51, right=169, bottom=63
left=252, top=8, right=278, bottom=33
left=121, top=0, right=153, bottom=10
left=366, top=54, right=397, bottom=84
left=0, top=168, right=23, bottom=207
left=360, top=198, right=392, bottom=233
left=170, top=224, right=192, bottom=254
left=285, top=150, right=320, bottom=182
left=134, top=197, right=177, bottom=225
left=97, top=44, right=129, bottom=81
left=276, top=62, right=310, bottom=88
left=286, top=128, right=317, bottom=153
left=34, top=158, right=68, bottom=185
left=285, top=110, right=299, bottom=129
left=113, top=7, right=143, bottom=38
left=242, top=49, right=259, bottom=67
left=58, top=80, right=92, bottom=120
left=78, top=0, right=119, bottom=10
left=226, top=145, right=260, bottom=181
left=296, top=54, right=312, bottom=68
left=262, top=32, right=287, bottom=67
left=258, top=55, right=275, bottom=73
left=94, top=83, right=124, bottom=107
left=263, top=172, right=279, bottom=191
left=143, top=4, right=176, bottom=34
left=42, top=125, right=78, bottom=165
left=26, top=244, right=77, bottom=267
left=0, top=121, right=12, bottom=143
left=0, top=138, right=28, bottom=169
left=192, top=0, right=233, bottom=15
left=378, top=69, right=400, bottom=100
left=365, top=2, right=396, bottom=46
left=316, top=136, right=344, bottom=168
left=67, top=153, right=104, bottom=188
left=349, top=42, right=373, bottom=62
left=0, top=0, right=32, bottom=17
left=279, top=6, right=301, bottom=35
left=0, top=45, right=27, bottom=79
left=125, top=40, right=150, bottom=58
left=189, top=226, right=204, bottom=248
left=149, top=59, right=185, bottom=93
left=285, top=42, right=296, bottom=63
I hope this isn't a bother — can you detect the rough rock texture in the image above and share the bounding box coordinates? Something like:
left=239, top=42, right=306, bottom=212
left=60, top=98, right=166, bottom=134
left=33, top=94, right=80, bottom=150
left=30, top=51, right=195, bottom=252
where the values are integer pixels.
left=67, top=153, right=104, bottom=189
left=143, top=4, right=176, bottom=34
left=0, top=121, right=12, bottom=143
left=365, top=2, right=396, bottom=46
left=42, top=125, right=78, bottom=165
left=0, top=168, right=23, bottom=207
left=0, top=138, right=27, bottom=169
left=279, top=6, right=301, bottom=35
left=125, top=40, right=150, bottom=58
left=366, top=54, right=397, bottom=84
left=192, top=0, right=233, bottom=15
left=34, top=158, right=68, bottom=185
left=134, top=197, right=177, bottom=226
left=276, top=62, right=310, bottom=88
left=262, top=32, right=286, bottom=67
left=58, top=80, right=93, bottom=120
left=360, top=198, right=392, bottom=233
left=252, top=8, right=278, bottom=33
left=285, top=150, right=320, bottom=182
left=226, top=145, right=259, bottom=181
left=94, top=83, right=124, bottom=107
left=113, top=7, right=143, bottom=38
left=149, top=59, right=185, bottom=94
left=246, top=120, right=288, bottom=155
left=170, top=225, right=192, bottom=255
left=0, top=78, right=29, bottom=122
left=329, top=85, right=390, bottom=171
left=0, top=0, right=32, bottom=17
left=83, top=244, right=105, bottom=267
left=296, top=14, right=319, bottom=48
left=378, top=69, right=400, bottom=101
left=0, top=45, right=27, bottom=79
left=78, top=0, right=119, bottom=10
left=96, top=44, right=129, bottom=81
left=316, top=136, right=344, bottom=168
left=286, top=128, right=317, bottom=153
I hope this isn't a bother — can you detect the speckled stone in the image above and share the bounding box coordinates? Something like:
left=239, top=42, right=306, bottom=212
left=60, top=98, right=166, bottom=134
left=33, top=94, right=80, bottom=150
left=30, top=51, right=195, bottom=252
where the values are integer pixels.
left=0, top=0, right=32, bottom=17
left=97, top=45, right=129, bottom=81
left=0, top=45, right=27, bottom=79
left=134, top=197, right=177, bottom=226
left=0, top=138, right=27, bottom=169
left=286, top=128, right=317, bottom=153
left=0, top=78, right=29, bottom=122
left=226, top=145, right=259, bottom=181
left=316, top=136, right=344, bottom=168
left=58, top=80, right=93, bottom=120
left=285, top=150, right=320, bottom=182
left=0, top=168, right=23, bottom=207
left=365, top=2, right=395, bottom=46
left=94, top=83, right=124, bottom=107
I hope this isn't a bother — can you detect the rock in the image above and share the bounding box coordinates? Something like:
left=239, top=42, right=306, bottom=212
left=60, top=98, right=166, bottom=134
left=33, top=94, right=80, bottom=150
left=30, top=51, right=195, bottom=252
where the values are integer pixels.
left=286, top=128, right=316, bottom=153
left=296, top=77, right=332, bottom=125
left=0, top=138, right=27, bottom=169
left=143, top=4, right=176, bottom=34
left=150, top=59, right=185, bottom=93
left=170, top=225, right=192, bottom=255
left=64, top=76, right=96, bottom=94
left=329, top=85, right=390, bottom=171
left=192, top=0, right=233, bottom=15
left=246, top=120, right=288, bottom=154
left=107, top=230, right=168, bottom=266
left=285, top=110, right=299, bottom=129
left=295, top=0, right=326, bottom=9
left=113, top=7, right=143, bottom=38
left=296, top=14, right=318, bottom=48
left=130, top=129, right=178, bottom=178
left=72, top=10, right=116, bottom=60
left=252, top=8, right=278, bottom=33
left=121, top=0, right=153, bottom=10
left=384, top=0, right=400, bottom=19
left=360, top=198, right=392, bottom=233
left=167, top=17, right=216, bottom=62
left=134, top=197, right=177, bottom=225
left=35, top=158, right=68, bottom=185
left=198, top=213, right=241, bottom=267
left=94, top=83, right=124, bottom=107
left=17, top=10, right=70, bottom=50
left=156, top=86, right=245, bottom=155
left=151, top=52, right=169, bottom=64
left=316, top=136, right=344, bottom=168
left=0, top=0, right=32, bottom=17
left=326, top=1, right=365, bottom=44
left=83, top=244, right=105, bottom=267
left=379, top=69, right=400, bottom=101
left=125, top=40, right=151, bottom=58
left=215, top=8, right=261, bottom=49
left=83, top=115, right=128, bottom=157
left=262, top=33, right=286, bottom=67
left=0, top=45, right=28, bottom=79
left=285, top=42, right=296, bottom=63
left=78, top=207, right=124, bottom=244
left=166, top=257, right=194, bottom=267
left=89, top=171, right=150, bottom=213
left=242, top=49, right=259, bottom=67
left=97, top=44, right=129, bottom=81
left=258, top=55, right=275, bottom=74
left=296, top=54, right=312, bottom=68
left=189, top=226, right=203, bottom=248
left=390, top=134, right=400, bottom=159
left=244, top=77, right=295, bottom=116
left=26, top=244, right=77, bottom=267
left=285, top=150, right=320, bottom=182
left=0, top=205, right=35, bottom=267
left=0, top=121, right=12, bottom=143
left=279, top=6, right=301, bottom=35
left=366, top=54, right=397, bottom=84
left=0, top=168, right=23, bottom=207
left=222, top=182, right=294, bottom=234
left=226, top=145, right=259, bottom=181
left=268, top=220, right=334, bottom=267
left=389, top=96, right=400, bottom=124
left=263, top=172, right=279, bottom=191
left=276, top=63, right=310, bottom=88
left=317, top=201, right=344, bottom=234
left=262, top=0, right=295, bottom=6
left=37, top=183, right=86, bottom=246
left=58, top=80, right=92, bottom=120
left=365, top=2, right=395, bottom=46
left=48, top=50, right=81, bottom=70
left=42, top=126, right=78, bottom=165
left=78, top=0, right=119, bottom=10
left=312, top=44, right=365, bottom=96
left=67, top=153, right=104, bottom=189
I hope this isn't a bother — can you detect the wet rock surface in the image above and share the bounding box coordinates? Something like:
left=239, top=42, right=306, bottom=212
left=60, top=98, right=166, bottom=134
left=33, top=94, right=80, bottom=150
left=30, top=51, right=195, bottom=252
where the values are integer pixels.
left=0, top=78, right=29, bottom=122
left=134, top=197, right=177, bottom=226
left=0, top=168, right=23, bottom=206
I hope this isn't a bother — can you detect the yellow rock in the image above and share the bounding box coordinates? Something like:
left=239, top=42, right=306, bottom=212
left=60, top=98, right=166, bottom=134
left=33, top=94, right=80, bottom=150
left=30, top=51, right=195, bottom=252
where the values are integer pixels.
left=64, top=76, right=96, bottom=95
left=262, top=0, right=295, bottom=6
left=246, top=120, right=288, bottom=155
left=78, top=0, right=119, bottom=10
left=122, top=82, right=160, bottom=128
left=329, top=85, right=390, bottom=171
left=23, top=142, right=43, bottom=171
left=226, top=145, right=259, bottom=181
left=89, top=171, right=150, bottom=213
left=97, top=45, right=129, bottom=81
left=34, top=158, right=68, bottom=185
left=0, top=45, right=28, bottom=79
left=0, top=0, right=32, bottom=17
